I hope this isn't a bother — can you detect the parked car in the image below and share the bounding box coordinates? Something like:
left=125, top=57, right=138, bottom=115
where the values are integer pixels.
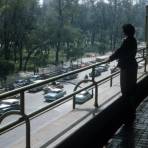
left=51, top=81, right=64, bottom=89
left=63, top=73, right=78, bottom=80
left=14, top=79, right=32, bottom=88
left=75, top=90, right=92, bottom=104
left=96, top=66, right=108, bottom=72
left=28, top=80, right=44, bottom=92
left=89, top=69, right=101, bottom=77
left=0, top=87, right=5, bottom=94
left=40, top=73, right=50, bottom=79
left=110, top=67, right=119, bottom=73
left=14, top=79, right=25, bottom=87
left=44, top=88, right=66, bottom=102
left=5, top=84, right=15, bottom=91
left=29, top=75, right=41, bottom=82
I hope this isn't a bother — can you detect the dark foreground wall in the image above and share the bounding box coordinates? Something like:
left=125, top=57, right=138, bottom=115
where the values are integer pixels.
left=56, top=75, right=148, bottom=148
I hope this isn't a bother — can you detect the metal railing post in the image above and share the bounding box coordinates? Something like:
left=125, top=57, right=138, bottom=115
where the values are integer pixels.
left=20, top=91, right=25, bottom=115
left=110, top=74, right=113, bottom=87
left=142, top=48, right=147, bottom=73
left=91, top=67, right=98, bottom=107
left=25, top=115, right=31, bottom=148
left=94, top=83, right=98, bottom=108
left=20, top=91, right=31, bottom=148
left=92, top=67, right=95, bottom=82
left=73, top=95, right=75, bottom=109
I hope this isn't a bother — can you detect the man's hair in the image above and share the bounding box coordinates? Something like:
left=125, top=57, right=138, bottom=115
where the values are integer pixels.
left=122, top=24, right=135, bottom=36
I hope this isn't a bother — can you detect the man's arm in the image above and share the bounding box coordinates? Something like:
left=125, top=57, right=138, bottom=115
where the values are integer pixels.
left=109, top=39, right=127, bottom=62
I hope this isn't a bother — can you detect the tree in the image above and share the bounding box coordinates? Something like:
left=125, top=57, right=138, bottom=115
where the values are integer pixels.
left=0, top=60, right=15, bottom=86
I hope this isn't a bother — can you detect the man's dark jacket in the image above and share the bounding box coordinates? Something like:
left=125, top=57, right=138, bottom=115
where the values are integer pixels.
left=109, top=37, right=137, bottom=69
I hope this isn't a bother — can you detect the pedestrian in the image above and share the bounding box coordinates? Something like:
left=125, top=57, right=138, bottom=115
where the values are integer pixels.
left=84, top=74, right=88, bottom=80
left=107, top=24, right=138, bottom=122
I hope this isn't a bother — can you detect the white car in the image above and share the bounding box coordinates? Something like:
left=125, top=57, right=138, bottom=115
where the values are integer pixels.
left=0, top=98, right=20, bottom=115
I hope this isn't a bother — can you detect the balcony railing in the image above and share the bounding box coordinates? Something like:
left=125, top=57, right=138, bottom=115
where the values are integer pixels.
left=0, top=48, right=147, bottom=148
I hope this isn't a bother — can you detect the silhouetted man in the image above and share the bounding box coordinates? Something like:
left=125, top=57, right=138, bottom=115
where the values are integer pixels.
left=107, top=24, right=138, bottom=123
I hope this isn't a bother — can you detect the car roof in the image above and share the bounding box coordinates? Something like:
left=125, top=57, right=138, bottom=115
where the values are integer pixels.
left=46, top=86, right=62, bottom=92
left=33, top=80, right=43, bottom=83
left=0, top=104, right=10, bottom=108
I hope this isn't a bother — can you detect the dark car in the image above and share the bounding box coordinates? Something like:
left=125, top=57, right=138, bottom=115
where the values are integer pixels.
left=28, top=80, right=44, bottom=93
left=51, top=81, right=64, bottom=89
left=5, top=84, right=15, bottom=91
left=40, top=73, right=50, bottom=79
left=63, top=73, right=78, bottom=80
left=89, top=69, right=101, bottom=77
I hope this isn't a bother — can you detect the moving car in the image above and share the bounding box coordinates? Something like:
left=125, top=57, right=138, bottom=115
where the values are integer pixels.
left=0, top=104, right=11, bottom=115
left=0, top=99, right=20, bottom=115
left=75, top=90, right=92, bottom=104
left=44, top=88, right=66, bottom=102
left=1, top=99, right=20, bottom=109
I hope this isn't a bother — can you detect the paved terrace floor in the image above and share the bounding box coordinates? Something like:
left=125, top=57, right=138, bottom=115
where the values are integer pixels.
left=106, top=96, right=148, bottom=148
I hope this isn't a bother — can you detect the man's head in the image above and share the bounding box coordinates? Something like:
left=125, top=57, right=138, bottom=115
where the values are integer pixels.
left=122, top=24, right=135, bottom=37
